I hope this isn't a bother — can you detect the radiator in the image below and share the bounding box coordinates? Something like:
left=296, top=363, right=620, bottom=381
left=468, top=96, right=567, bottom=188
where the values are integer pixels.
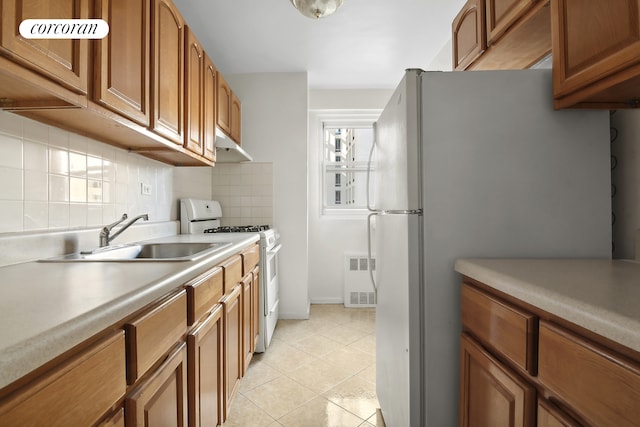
left=343, top=253, right=376, bottom=308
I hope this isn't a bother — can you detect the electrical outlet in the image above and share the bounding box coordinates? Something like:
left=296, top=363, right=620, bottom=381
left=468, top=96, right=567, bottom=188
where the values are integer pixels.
left=141, top=183, right=152, bottom=195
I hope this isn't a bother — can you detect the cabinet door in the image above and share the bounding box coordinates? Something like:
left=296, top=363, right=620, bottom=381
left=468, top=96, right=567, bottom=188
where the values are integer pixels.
left=203, top=54, right=217, bottom=162
left=94, top=0, right=150, bottom=126
left=452, top=0, right=486, bottom=70
left=217, top=72, right=231, bottom=135
left=459, top=333, right=535, bottom=427
left=187, top=305, right=223, bottom=427
left=0, top=0, right=88, bottom=94
left=552, top=0, right=640, bottom=100
left=184, top=26, right=203, bottom=156
left=230, top=92, right=241, bottom=144
left=125, top=343, right=188, bottom=427
left=486, top=0, right=537, bottom=45
left=251, top=267, right=260, bottom=351
left=222, top=284, right=242, bottom=419
left=151, top=0, right=184, bottom=144
left=242, top=274, right=253, bottom=374
left=537, top=398, right=582, bottom=427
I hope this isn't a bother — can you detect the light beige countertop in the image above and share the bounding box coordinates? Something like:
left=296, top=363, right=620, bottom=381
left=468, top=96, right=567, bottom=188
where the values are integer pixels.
left=0, top=233, right=259, bottom=390
left=454, top=258, right=640, bottom=354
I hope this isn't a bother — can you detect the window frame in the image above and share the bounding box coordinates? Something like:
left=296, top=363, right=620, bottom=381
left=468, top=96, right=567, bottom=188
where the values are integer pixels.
left=320, top=117, right=378, bottom=216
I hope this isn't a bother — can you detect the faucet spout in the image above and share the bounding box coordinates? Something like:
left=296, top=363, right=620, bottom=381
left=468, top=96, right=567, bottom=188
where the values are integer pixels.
left=99, top=213, right=149, bottom=247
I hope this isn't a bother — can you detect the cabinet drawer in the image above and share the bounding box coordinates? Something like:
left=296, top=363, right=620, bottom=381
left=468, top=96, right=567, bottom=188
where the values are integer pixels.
left=186, top=266, right=223, bottom=325
left=538, top=321, right=640, bottom=427
left=241, top=243, right=260, bottom=275
left=125, top=290, right=187, bottom=384
left=0, top=331, right=126, bottom=426
left=461, top=283, right=537, bottom=374
left=220, top=255, right=243, bottom=293
left=459, top=333, right=536, bottom=427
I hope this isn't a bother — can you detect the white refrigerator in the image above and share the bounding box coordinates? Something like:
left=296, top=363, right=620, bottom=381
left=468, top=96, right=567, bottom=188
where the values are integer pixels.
left=368, top=69, right=612, bottom=426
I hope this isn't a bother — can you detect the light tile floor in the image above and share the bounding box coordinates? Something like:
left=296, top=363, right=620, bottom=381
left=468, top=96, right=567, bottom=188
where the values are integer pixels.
left=224, top=304, right=379, bottom=426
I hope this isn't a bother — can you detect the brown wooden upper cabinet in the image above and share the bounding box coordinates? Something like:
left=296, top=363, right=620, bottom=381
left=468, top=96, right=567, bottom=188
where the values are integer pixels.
left=94, top=0, right=150, bottom=126
left=216, top=71, right=242, bottom=145
left=551, top=0, right=640, bottom=109
left=184, top=26, right=204, bottom=156
left=151, top=0, right=184, bottom=145
left=203, top=54, right=218, bottom=162
left=0, top=0, right=89, bottom=94
left=453, top=0, right=486, bottom=70
left=231, top=92, right=241, bottom=145
left=217, top=72, right=232, bottom=136
left=453, top=0, right=551, bottom=71
left=486, top=0, right=537, bottom=45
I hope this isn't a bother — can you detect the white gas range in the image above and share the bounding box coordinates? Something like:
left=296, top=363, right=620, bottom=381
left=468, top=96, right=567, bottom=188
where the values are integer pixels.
left=180, top=198, right=280, bottom=352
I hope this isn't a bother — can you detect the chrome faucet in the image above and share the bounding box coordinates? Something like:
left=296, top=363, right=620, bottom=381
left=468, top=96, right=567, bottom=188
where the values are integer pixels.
left=99, top=213, right=149, bottom=247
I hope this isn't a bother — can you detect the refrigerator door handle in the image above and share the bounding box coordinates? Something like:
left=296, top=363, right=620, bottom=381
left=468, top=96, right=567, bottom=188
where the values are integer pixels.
left=366, top=123, right=377, bottom=213
left=367, top=212, right=378, bottom=292
left=380, top=209, right=423, bottom=215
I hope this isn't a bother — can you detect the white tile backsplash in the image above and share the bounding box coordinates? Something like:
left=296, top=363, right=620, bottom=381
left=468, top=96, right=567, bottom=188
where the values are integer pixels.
left=49, top=148, right=69, bottom=175
left=24, top=170, right=47, bottom=201
left=0, top=134, right=23, bottom=168
left=211, top=163, right=274, bottom=226
left=0, top=110, right=176, bottom=234
left=0, top=167, right=23, bottom=200
left=0, top=201, right=22, bottom=232
left=0, top=110, right=272, bottom=240
left=23, top=141, right=48, bottom=171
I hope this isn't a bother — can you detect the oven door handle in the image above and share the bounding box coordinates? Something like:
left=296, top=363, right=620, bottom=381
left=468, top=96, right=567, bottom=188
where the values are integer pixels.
left=267, top=243, right=282, bottom=256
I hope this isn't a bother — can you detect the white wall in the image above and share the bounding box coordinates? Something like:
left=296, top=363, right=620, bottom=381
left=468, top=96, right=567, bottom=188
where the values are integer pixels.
left=426, top=38, right=454, bottom=71
left=308, top=89, right=392, bottom=303
left=611, top=110, right=640, bottom=259
left=226, top=72, right=310, bottom=319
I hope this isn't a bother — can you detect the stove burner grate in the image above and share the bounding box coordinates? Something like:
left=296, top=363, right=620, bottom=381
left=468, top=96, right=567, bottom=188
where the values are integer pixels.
left=204, top=225, right=270, bottom=233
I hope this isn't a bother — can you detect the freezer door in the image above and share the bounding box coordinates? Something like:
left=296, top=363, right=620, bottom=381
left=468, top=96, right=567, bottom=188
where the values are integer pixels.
left=373, top=70, right=422, bottom=211
left=376, top=212, right=422, bottom=427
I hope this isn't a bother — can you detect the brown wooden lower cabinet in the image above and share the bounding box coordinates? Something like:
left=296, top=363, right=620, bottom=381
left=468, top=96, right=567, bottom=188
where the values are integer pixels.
left=459, top=333, right=535, bottom=427
left=187, top=304, right=224, bottom=427
left=0, top=245, right=261, bottom=427
left=538, top=321, right=640, bottom=427
left=537, top=398, right=580, bottom=427
left=222, top=284, right=243, bottom=419
left=98, top=407, right=126, bottom=427
left=460, top=279, right=640, bottom=427
left=0, top=331, right=126, bottom=426
left=242, top=273, right=253, bottom=374
left=125, top=343, right=188, bottom=427
left=251, top=266, right=260, bottom=351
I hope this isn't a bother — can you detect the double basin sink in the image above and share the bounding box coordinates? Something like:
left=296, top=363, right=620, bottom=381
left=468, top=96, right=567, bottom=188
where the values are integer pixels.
left=40, top=242, right=232, bottom=262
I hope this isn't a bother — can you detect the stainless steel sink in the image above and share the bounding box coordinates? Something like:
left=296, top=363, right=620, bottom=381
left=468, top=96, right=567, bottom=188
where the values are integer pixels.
left=39, top=242, right=232, bottom=262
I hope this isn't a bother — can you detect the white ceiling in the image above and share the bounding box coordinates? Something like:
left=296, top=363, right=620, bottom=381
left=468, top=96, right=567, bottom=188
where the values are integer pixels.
left=173, top=0, right=467, bottom=89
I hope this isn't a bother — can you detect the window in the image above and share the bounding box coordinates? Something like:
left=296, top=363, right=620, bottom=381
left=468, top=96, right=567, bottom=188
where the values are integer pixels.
left=323, top=124, right=375, bottom=213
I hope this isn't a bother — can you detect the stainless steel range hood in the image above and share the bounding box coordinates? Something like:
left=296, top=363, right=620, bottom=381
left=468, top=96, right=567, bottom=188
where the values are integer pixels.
left=215, top=128, right=253, bottom=163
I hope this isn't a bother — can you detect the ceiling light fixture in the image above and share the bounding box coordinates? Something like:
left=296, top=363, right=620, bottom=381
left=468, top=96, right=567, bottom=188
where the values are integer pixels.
left=290, top=0, right=344, bottom=19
